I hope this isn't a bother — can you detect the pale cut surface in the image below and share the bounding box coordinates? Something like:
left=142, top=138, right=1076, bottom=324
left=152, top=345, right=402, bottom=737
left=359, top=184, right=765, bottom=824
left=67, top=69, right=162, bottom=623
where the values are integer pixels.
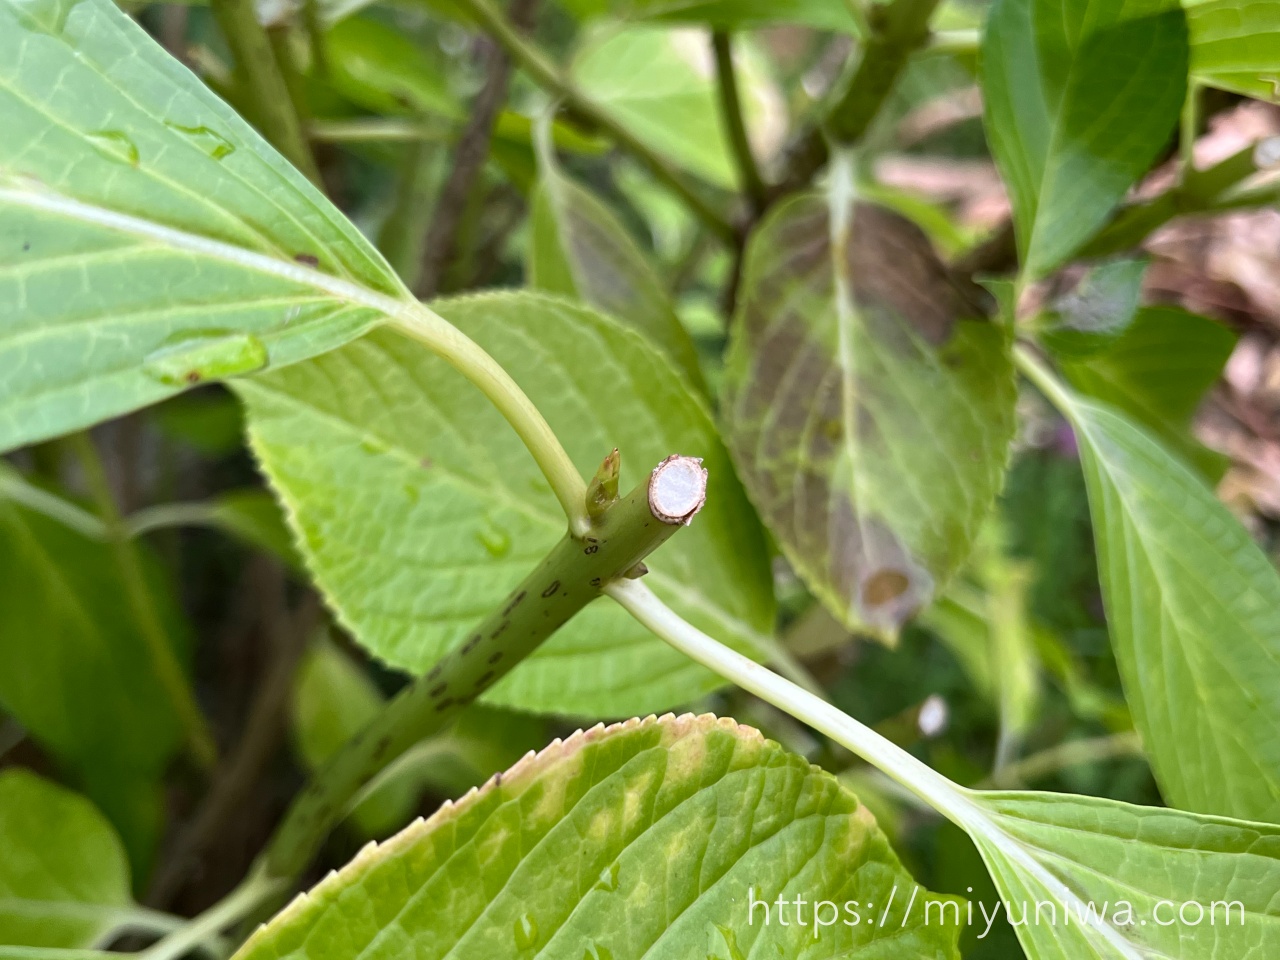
left=235, top=715, right=963, bottom=960
left=0, top=0, right=403, bottom=453
left=0, top=770, right=132, bottom=948
left=239, top=293, right=776, bottom=717
left=722, top=196, right=1015, bottom=639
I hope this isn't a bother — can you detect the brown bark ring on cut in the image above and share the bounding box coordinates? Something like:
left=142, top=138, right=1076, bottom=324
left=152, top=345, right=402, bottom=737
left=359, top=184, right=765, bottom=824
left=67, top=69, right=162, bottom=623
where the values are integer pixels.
left=648, top=455, right=708, bottom=525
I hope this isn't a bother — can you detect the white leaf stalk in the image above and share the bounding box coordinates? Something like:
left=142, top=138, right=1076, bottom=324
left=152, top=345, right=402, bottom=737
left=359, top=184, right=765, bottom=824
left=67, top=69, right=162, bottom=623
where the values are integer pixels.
left=606, top=579, right=1150, bottom=960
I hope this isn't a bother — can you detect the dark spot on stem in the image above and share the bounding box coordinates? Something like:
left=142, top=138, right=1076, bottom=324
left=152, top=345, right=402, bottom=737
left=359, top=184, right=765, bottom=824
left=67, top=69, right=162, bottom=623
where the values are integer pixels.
left=462, top=633, right=483, bottom=654
left=584, top=544, right=599, bottom=555
left=541, top=580, right=561, bottom=598
left=428, top=664, right=443, bottom=681
left=488, top=651, right=503, bottom=665
left=185, top=371, right=202, bottom=384
left=475, top=670, right=495, bottom=688
left=502, top=591, right=526, bottom=616
left=429, top=683, right=447, bottom=697
left=294, top=253, right=319, bottom=267
left=435, top=697, right=455, bottom=712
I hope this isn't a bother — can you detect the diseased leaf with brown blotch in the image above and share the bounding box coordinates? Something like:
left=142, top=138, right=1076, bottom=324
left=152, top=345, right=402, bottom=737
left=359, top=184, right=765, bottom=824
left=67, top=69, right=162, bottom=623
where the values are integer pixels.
left=722, top=192, right=1016, bottom=639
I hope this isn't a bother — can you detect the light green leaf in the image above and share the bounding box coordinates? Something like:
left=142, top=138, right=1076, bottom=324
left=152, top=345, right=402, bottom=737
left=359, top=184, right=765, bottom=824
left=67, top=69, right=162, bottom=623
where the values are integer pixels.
left=238, top=292, right=776, bottom=716
left=721, top=190, right=1016, bottom=639
left=0, top=0, right=407, bottom=454
left=1186, top=0, right=1280, bottom=99
left=1059, top=390, right=1280, bottom=822
left=1059, top=306, right=1236, bottom=478
left=324, top=16, right=460, bottom=119
left=572, top=25, right=737, bottom=189
left=982, top=0, right=1189, bottom=277
left=967, top=789, right=1280, bottom=959
left=528, top=146, right=705, bottom=387
left=0, top=770, right=131, bottom=948
left=234, top=714, right=963, bottom=960
left=0, top=501, right=184, bottom=792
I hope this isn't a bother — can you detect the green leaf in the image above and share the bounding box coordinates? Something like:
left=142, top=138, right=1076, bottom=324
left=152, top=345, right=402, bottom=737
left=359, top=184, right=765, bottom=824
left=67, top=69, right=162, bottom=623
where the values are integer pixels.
left=0, top=0, right=407, bottom=454
left=564, top=0, right=863, bottom=31
left=572, top=25, right=737, bottom=189
left=967, top=789, right=1280, bottom=959
left=721, top=191, right=1016, bottom=639
left=982, top=0, right=1189, bottom=277
left=238, top=292, right=776, bottom=717
left=1036, top=257, right=1148, bottom=358
left=0, top=770, right=131, bottom=948
left=1186, top=0, right=1280, bottom=99
left=324, top=17, right=460, bottom=119
left=234, top=714, right=963, bottom=960
left=1059, top=306, right=1236, bottom=478
left=528, top=149, right=705, bottom=388
left=1060, top=391, right=1280, bottom=821
left=0, top=501, right=184, bottom=798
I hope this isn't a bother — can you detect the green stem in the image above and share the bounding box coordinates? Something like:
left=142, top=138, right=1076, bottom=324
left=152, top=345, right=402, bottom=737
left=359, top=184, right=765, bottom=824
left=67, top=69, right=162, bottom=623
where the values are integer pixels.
left=138, top=869, right=284, bottom=960
left=711, top=31, right=766, bottom=215
left=390, top=305, right=589, bottom=536
left=777, top=0, right=942, bottom=195
left=259, top=455, right=707, bottom=881
left=124, top=501, right=224, bottom=538
left=982, top=731, right=1145, bottom=789
left=0, top=464, right=107, bottom=539
left=1079, top=144, right=1258, bottom=259
left=453, top=0, right=736, bottom=244
left=210, top=0, right=321, bottom=186
left=1012, top=344, right=1076, bottom=417
left=607, top=579, right=985, bottom=830
left=69, top=433, right=218, bottom=771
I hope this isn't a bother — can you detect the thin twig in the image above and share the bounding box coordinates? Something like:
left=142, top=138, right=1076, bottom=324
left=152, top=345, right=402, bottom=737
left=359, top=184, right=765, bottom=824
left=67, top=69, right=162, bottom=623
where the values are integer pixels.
left=711, top=31, right=766, bottom=216
left=70, top=432, right=218, bottom=771
left=416, top=0, right=541, bottom=297
left=147, top=567, right=318, bottom=907
left=981, top=732, right=1145, bottom=789
left=774, top=0, right=942, bottom=198
left=453, top=0, right=736, bottom=244
left=210, top=0, right=321, bottom=185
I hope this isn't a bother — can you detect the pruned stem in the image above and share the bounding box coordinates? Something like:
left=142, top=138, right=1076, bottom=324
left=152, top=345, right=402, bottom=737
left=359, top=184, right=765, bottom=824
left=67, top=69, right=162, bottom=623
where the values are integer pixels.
left=259, top=455, right=707, bottom=882
left=70, top=432, right=218, bottom=771
left=452, top=0, right=736, bottom=244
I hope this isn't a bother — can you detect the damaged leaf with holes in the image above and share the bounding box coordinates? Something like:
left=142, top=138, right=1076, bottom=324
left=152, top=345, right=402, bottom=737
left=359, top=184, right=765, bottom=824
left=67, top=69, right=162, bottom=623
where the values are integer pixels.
left=722, top=194, right=1016, bottom=640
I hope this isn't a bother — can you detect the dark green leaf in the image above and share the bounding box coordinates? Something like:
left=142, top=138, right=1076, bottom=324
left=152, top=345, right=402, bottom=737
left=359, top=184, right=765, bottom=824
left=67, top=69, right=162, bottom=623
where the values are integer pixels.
left=982, top=0, right=1189, bottom=277
left=1060, top=306, right=1235, bottom=477
left=528, top=154, right=705, bottom=387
